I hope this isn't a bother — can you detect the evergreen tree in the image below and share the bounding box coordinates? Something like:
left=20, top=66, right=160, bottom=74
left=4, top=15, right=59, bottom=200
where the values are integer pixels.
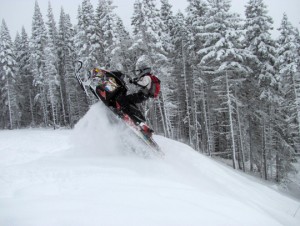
left=158, top=0, right=177, bottom=138
left=244, top=0, right=277, bottom=103
left=112, top=16, right=134, bottom=72
left=171, top=12, right=192, bottom=143
left=185, top=0, right=209, bottom=152
left=160, top=0, right=175, bottom=54
left=198, top=0, right=252, bottom=168
left=170, top=11, right=193, bottom=144
left=199, top=0, right=250, bottom=72
left=95, top=0, right=133, bottom=71
left=0, top=20, right=20, bottom=129
left=14, top=27, right=35, bottom=127
left=186, top=0, right=208, bottom=62
left=45, top=2, right=60, bottom=128
left=277, top=14, right=300, bottom=148
left=58, top=8, right=88, bottom=127
left=95, top=0, right=116, bottom=67
left=46, top=2, right=59, bottom=48
left=131, top=0, right=163, bottom=57
left=74, top=0, right=101, bottom=68
left=243, top=0, right=279, bottom=178
left=30, top=1, right=48, bottom=126
left=275, top=14, right=299, bottom=181
left=44, top=41, right=59, bottom=128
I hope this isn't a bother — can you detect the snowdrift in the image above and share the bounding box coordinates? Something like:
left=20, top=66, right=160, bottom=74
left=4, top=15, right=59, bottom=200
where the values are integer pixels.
left=70, top=103, right=159, bottom=157
left=0, top=103, right=299, bottom=226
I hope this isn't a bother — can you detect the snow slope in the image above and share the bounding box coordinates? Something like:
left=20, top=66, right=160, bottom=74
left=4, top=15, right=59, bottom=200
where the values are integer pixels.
left=0, top=103, right=299, bottom=226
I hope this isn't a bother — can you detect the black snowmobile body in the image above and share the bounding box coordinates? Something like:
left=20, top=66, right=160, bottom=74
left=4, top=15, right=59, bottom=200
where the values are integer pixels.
left=89, top=68, right=146, bottom=124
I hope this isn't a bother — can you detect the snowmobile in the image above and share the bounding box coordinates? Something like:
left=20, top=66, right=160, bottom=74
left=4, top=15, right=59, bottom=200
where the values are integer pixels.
left=75, top=61, right=161, bottom=152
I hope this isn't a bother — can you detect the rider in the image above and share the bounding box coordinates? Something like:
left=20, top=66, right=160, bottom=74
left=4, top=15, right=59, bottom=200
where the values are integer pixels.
left=117, top=63, right=155, bottom=132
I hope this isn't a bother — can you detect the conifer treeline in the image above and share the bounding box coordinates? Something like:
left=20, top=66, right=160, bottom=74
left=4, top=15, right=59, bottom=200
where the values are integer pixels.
left=0, top=0, right=299, bottom=183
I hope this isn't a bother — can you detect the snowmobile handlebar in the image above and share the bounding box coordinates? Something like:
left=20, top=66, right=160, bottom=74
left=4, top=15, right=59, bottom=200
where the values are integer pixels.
left=75, top=60, right=134, bottom=87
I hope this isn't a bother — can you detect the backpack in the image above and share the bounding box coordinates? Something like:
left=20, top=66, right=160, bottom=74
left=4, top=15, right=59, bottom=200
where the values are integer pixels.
left=148, top=74, right=161, bottom=98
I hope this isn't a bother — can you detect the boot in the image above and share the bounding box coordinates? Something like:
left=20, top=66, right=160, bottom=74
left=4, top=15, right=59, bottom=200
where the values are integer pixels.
left=139, top=122, right=154, bottom=136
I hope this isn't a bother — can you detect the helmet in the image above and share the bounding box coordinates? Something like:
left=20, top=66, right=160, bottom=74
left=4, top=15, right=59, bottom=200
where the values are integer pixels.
left=136, top=55, right=152, bottom=77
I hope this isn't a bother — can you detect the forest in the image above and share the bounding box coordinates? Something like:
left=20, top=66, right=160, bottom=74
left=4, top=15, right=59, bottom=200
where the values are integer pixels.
left=0, top=0, right=299, bottom=184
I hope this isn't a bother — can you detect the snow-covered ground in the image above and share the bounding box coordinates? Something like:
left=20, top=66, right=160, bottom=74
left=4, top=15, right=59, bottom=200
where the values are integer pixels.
left=0, top=103, right=299, bottom=226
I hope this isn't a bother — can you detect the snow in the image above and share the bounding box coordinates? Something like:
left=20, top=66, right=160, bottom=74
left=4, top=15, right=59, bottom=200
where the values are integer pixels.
left=0, top=103, right=299, bottom=226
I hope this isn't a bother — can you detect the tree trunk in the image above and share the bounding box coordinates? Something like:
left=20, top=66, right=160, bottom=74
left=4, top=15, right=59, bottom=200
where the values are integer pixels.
left=235, top=86, right=245, bottom=172
left=292, top=73, right=300, bottom=140
left=59, top=85, right=67, bottom=126
left=262, top=120, right=268, bottom=180
left=7, top=80, right=13, bottom=129
left=226, top=71, right=237, bottom=169
left=192, top=72, right=200, bottom=151
left=29, top=90, right=35, bottom=126
left=41, top=86, right=48, bottom=126
left=276, top=153, right=280, bottom=182
left=249, top=114, right=254, bottom=172
left=49, top=82, right=57, bottom=130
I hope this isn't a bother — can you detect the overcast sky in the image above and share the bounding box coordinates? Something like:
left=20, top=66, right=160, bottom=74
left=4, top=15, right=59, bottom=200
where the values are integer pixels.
left=1, top=0, right=299, bottom=39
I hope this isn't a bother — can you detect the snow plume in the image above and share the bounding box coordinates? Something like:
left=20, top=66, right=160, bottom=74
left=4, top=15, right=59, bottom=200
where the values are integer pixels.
left=70, top=103, right=154, bottom=157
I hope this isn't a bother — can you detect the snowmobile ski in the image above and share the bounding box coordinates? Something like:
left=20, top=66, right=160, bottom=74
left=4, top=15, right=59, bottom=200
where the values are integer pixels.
left=75, top=61, right=90, bottom=96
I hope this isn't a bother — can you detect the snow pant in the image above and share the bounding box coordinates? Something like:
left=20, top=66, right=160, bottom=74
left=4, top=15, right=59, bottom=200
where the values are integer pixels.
left=120, top=91, right=148, bottom=105
left=117, top=91, right=148, bottom=123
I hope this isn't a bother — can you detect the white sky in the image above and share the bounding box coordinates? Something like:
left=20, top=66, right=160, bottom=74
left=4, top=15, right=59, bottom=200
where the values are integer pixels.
left=0, top=0, right=299, bottom=39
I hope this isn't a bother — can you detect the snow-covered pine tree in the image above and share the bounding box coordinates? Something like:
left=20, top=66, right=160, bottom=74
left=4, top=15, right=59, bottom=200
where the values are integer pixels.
left=0, top=20, right=20, bottom=129
left=73, top=6, right=85, bottom=64
left=160, top=0, right=175, bottom=54
left=185, top=0, right=209, bottom=152
left=46, top=2, right=58, bottom=48
left=277, top=14, right=300, bottom=150
left=58, top=8, right=88, bottom=127
left=198, top=0, right=252, bottom=169
left=186, top=0, right=208, bottom=60
left=57, top=8, right=70, bottom=127
left=30, top=1, right=48, bottom=126
left=95, top=0, right=116, bottom=67
left=44, top=40, right=59, bottom=129
left=275, top=13, right=300, bottom=181
left=95, top=0, right=133, bottom=71
left=131, top=0, right=163, bottom=62
left=244, top=0, right=288, bottom=180
left=74, top=0, right=101, bottom=69
left=13, top=32, right=22, bottom=123
left=158, top=0, right=178, bottom=139
left=14, top=27, right=35, bottom=127
left=45, top=2, right=60, bottom=129
left=131, top=0, right=173, bottom=136
left=47, top=2, right=73, bottom=127
left=112, top=16, right=134, bottom=72
left=94, top=0, right=106, bottom=65
left=170, top=12, right=189, bottom=142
